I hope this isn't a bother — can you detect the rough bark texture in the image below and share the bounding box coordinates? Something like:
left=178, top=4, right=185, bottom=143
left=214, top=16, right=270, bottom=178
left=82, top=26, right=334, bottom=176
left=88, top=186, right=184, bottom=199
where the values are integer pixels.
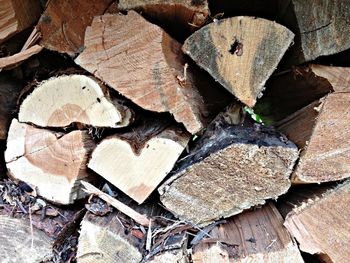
left=88, top=120, right=190, bottom=204
left=5, top=119, right=96, bottom=204
left=18, top=75, right=133, bottom=128
left=118, top=0, right=209, bottom=40
left=283, top=180, right=350, bottom=263
left=75, top=12, right=209, bottom=134
left=192, top=203, right=304, bottom=263
left=279, top=93, right=350, bottom=183
left=37, top=0, right=114, bottom=56
left=0, top=0, right=41, bottom=44
left=77, top=212, right=144, bottom=263
left=182, top=16, right=294, bottom=107
left=159, top=114, right=298, bottom=226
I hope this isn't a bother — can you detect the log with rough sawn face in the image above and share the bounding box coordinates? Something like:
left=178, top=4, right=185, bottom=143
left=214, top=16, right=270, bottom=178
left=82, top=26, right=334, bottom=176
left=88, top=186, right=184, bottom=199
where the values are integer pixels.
left=191, top=203, right=304, bottom=263
left=278, top=93, right=350, bottom=184
left=159, top=114, right=298, bottom=226
left=88, top=122, right=190, bottom=204
left=283, top=180, right=350, bottom=263
left=18, top=75, right=133, bottom=129
left=182, top=16, right=294, bottom=107
left=5, top=119, right=95, bottom=204
left=75, top=12, right=209, bottom=134
left=37, top=0, right=114, bottom=56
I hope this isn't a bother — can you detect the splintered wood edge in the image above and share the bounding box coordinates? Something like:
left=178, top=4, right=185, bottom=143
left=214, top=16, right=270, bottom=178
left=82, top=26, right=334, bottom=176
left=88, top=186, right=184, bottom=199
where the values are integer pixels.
left=88, top=128, right=190, bottom=204
left=182, top=16, right=294, bottom=107
left=0, top=44, right=43, bottom=70
left=18, top=75, right=132, bottom=128
left=311, top=64, right=350, bottom=92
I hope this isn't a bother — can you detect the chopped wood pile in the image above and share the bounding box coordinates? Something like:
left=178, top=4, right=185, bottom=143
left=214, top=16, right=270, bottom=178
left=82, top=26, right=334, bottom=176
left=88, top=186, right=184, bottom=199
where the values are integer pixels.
left=0, top=0, right=349, bottom=262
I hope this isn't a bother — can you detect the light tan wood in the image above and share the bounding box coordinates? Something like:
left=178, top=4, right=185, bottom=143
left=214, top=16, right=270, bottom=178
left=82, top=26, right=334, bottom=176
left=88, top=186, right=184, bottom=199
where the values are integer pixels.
left=18, top=75, right=133, bottom=128
left=5, top=119, right=95, bottom=204
left=0, top=44, right=43, bottom=71
left=0, top=0, right=41, bottom=44
left=182, top=16, right=294, bottom=107
left=37, top=0, right=114, bottom=56
left=0, top=215, right=54, bottom=262
left=159, top=113, right=299, bottom=226
left=192, top=203, right=304, bottom=263
left=75, top=12, right=208, bottom=134
left=284, top=180, right=350, bottom=263
left=88, top=125, right=190, bottom=204
left=311, top=64, right=350, bottom=92
left=77, top=212, right=143, bottom=263
left=279, top=93, right=350, bottom=183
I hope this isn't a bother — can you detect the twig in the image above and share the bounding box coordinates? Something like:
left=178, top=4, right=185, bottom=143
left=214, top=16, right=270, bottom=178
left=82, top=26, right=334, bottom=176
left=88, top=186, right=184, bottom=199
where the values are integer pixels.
left=146, top=219, right=152, bottom=251
left=29, top=205, right=34, bottom=249
left=81, top=181, right=150, bottom=226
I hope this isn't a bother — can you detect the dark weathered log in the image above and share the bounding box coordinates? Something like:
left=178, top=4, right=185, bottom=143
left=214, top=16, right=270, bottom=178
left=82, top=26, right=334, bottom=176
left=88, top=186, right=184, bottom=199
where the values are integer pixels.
left=278, top=93, right=350, bottom=183
left=0, top=0, right=41, bottom=44
left=191, top=203, right=304, bottom=263
left=75, top=11, right=213, bottom=134
left=37, top=0, right=115, bottom=56
left=159, top=107, right=298, bottom=225
left=182, top=16, right=294, bottom=107
left=281, top=180, right=350, bottom=263
left=5, top=119, right=96, bottom=204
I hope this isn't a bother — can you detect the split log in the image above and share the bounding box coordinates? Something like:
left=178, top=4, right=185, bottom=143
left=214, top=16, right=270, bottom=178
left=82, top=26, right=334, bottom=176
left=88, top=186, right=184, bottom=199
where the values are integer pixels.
left=182, top=16, right=294, bottom=107
left=278, top=93, right=350, bottom=183
left=159, top=108, right=298, bottom=225
left=191, top=203, right=304, bottom=263
left=88, top=120, right=190, bottom=204
left=75, top=12, right=209, bottom=134
left=37, top=0, right=114, bottom=56
left=76, top=211, right=144, bottom=263
left=18, top=75, right=133, bottom=128
left=5, top=119, right=96, bottom=204
left=118, top=0, right=209, bottom=40
left=0, top=74, right=24, bottom=140
left=0, top=0, right=41, bottom=44
left=256, top=64, right=350, bottom=123
left=282, top=180, right=350, bottom=263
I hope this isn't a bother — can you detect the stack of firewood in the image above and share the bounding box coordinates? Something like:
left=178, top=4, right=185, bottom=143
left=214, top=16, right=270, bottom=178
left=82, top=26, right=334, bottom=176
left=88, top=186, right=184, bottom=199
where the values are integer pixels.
left=0, top=0, right=349, bottom=262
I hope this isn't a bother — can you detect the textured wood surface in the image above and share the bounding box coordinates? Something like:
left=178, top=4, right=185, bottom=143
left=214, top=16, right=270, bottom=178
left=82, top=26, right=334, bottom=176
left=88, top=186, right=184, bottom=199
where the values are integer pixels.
left=19, top=75, right=132, bottom=128
left=75, top=12, right=208, bottom=134
left=279, top=93, right=350, bottom=183
left=0, top=44, right=43, bottom=70
left=284, top=180, right=350, bottom=263
left=0, top=215, right=53, bottom=262
left=182, top=16, right=294, bottom=107
left=77, top=212, right=143, bottom=263
left=37, top=0, right=114, bottom=56
left=310, top=64, right=350, bottom=92
left=291, top=0, right=350, bottom=62
left=159, top=115, right=298, bottom=225
left=0, top=0, right=41, bottom=44
left=5, top=119, right=95, bottom=204
left=192, top=203, right=304, bottom=263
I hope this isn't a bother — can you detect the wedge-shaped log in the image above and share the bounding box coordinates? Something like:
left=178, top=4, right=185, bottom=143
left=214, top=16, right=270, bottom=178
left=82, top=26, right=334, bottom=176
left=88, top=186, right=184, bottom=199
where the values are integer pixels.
left=159, top=113, right=298, bottom=226
left=0, top=0, right=41, bottom=44
left=182, top=16, right=294, bottom=107
left=5, top=119, right=95, bottom=204
left=278, top=93, right=350, bottom=183
left=282, top=180, right=350, bottom=263
left=37, top=0, right=114, bottom=56
left=75, top=12, right=209, bottom=134
left=192, top=203, right=304, bottom=263
left=19, top=75, right=132, bottom=128
left=88, top=122, right=190, bottom=204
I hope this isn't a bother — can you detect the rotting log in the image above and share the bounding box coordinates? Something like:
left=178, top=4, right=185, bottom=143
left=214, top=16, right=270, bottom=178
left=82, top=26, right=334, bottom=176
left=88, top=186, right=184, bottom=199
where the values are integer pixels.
left=5, top=119, right=96, bottom=204
left=88, top=119, right=190, bottom=204
left=75, top=11, right=211, bottom=134
left=18, top=75, right=133, bottom=129
left=191, top=203, right=304, bottom=263
left=182, top=16, right=294, bottom=107
left=159, top=107, right=298, bottom=226
left=278, top=93, right=350, bottom=183
left=37, top=0, right=115, bottom=56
